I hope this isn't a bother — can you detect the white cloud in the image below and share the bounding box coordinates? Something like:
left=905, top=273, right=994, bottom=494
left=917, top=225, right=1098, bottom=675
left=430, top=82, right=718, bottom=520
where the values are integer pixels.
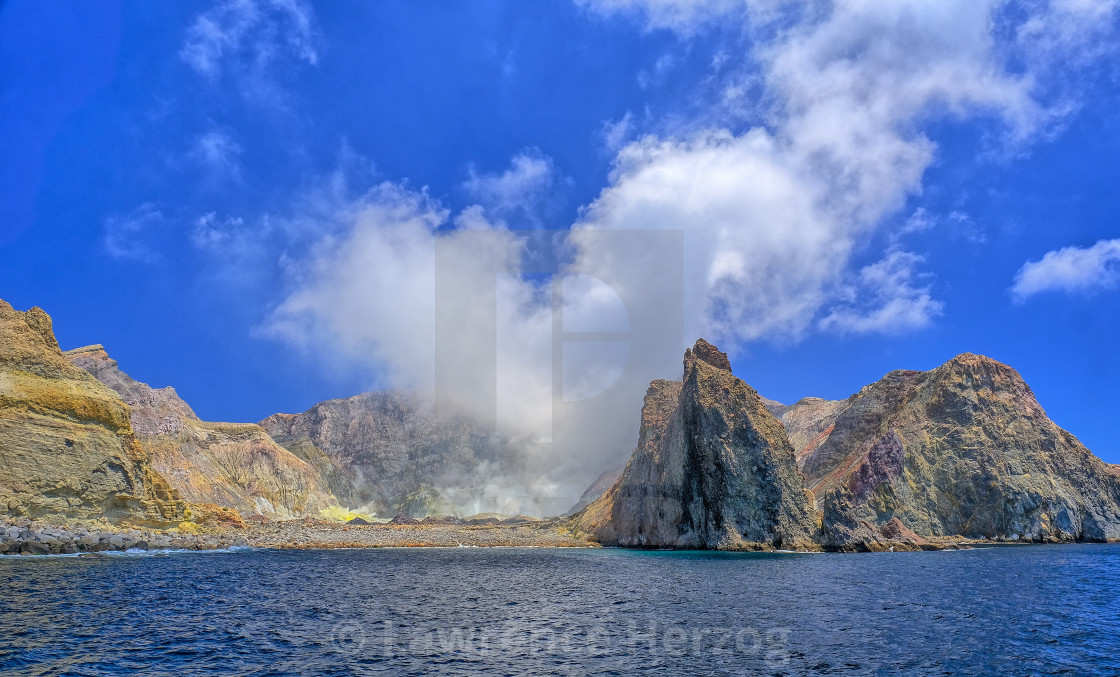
left=191, top=212, right=252, bottom=253
left=1012, top=238, right=1120, bottom=301
left=819, top=251, right=943, bottom=335
left=637, top=52, right=679, bottom=89
left=462, top=150, right=559, bottom=224
left=947, top=211, right=986, bottom=245
left=601, top=111, right=636, bottom=153
left=189, top=129, right=243, bottom=181
left=180, top=0, right=318, bottom=101
left=1016, top=0, right=1120, bottom=68
left=901, top=207, right=936, bottom=235
left=574, top=6, right=973, bottom=342
left=265, top=182, right=452, bottom=388
left=576, top=0, right=747, bottom=34
left=571, top=0, right=1111, bottom=346
left=103, top=204, right=166, bottom=264
left=577, top=128, right=848, bottom=342
left=897, top=208, right=985, bottom=244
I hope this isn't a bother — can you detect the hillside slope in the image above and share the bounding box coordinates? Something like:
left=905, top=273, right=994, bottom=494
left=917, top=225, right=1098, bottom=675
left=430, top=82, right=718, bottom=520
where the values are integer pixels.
left=68, top=345, right=337, bottom=518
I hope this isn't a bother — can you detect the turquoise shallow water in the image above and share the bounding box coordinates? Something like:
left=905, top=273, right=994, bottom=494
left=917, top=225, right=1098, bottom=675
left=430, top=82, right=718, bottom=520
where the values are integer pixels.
left=1, top=543, right=1117, bottom=675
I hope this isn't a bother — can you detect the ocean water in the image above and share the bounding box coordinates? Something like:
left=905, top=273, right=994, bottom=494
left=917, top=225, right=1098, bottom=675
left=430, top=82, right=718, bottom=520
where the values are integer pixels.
left=1, top=544, right=1117, bottom=676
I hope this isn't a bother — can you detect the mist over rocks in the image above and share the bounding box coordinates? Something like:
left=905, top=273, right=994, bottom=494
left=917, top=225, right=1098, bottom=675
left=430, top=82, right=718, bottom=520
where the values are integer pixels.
left=576, top=339, right=818, bottom=550
left=259, top=391, right=552, bottom=518
left=565, top=463, right=626, bottom=516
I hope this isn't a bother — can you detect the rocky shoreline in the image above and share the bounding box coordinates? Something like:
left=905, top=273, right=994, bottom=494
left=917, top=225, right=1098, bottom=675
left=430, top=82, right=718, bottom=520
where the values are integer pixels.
left=0, top=517, right=593, bottom=556
left=5, top=515, right=1096, bottom=557
left=0, top=518, right=249, bottom=555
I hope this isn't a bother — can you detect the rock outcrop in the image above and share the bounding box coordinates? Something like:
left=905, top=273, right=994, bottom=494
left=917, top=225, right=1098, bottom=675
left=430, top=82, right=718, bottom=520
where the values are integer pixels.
left=818, top=486, right=937, bottom=552
left=574, top=339, right=817, bottom=550
left=817, top=485, right=894, bottom=552
left=783, top=353, right=1120, bottom=542
left=67, top=345, right=337, bottom=518
left=878, top=517, right=933, bottom=549
left=0, top=302, right=184, bottom=523
left=260, top=392, right=524, bottom=517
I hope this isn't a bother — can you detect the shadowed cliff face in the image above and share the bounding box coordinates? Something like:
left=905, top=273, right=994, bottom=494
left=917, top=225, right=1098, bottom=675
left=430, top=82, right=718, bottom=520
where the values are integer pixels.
left=784, top=354, right=1120, bottom=542
left=576, top=339, right=817, bottom=550
left=67, top=345, right=337, bottom=519
left=0, top=301, right=184, bottom=523
left=260, top=393, right=529, bottom=518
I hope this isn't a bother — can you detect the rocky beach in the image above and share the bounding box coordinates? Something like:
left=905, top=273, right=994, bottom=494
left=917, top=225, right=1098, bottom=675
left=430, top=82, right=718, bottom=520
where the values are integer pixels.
left=0, top=516, right=594, bottom=556
left=1, top=511, right=1016, bottom=557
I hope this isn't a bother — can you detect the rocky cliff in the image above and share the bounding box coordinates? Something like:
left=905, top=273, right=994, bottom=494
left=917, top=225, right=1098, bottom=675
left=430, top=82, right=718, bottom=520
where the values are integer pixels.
left=0, top=302, right=184, bottom=523
left=784, top=354, right=1120, bottom=542
left=779, top=397, right=849, bottom=465
left=67, top=345, right=337, bottom=518
left=260, top=392, right=524, bottom=517
left=574, top=339, right=817, bottom=550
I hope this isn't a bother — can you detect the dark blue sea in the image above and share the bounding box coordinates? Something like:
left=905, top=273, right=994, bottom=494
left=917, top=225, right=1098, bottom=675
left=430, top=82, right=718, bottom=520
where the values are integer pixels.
left=1, top=544, right=1117, bottom=676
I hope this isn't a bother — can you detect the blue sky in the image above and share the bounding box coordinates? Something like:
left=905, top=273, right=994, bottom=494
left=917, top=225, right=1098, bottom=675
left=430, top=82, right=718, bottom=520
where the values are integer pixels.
left=2, top=0, right=1119, bottom=473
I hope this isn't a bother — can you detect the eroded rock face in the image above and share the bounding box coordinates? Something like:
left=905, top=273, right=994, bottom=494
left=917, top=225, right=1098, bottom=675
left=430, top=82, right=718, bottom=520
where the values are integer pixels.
left=778, top=397, right=849, bottom=465
left=819, top=487, right=889, bottom=552
left=576, top=340, right=817, bottom=550
left=260, top=392, right=524, bottom=517
left=0, top=302, right=184, bottom=523
left=67, top=345, right=336, bottom=518
left=785, top=354, right=1120, bottom=542
left=879, top=517, right=932, bottom=549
